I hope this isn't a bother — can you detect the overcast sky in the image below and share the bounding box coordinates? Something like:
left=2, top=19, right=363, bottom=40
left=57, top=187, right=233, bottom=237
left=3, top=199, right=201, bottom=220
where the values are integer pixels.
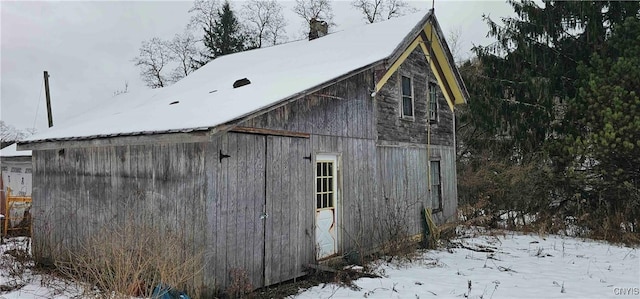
left=1, top=0, right=514, bottom=133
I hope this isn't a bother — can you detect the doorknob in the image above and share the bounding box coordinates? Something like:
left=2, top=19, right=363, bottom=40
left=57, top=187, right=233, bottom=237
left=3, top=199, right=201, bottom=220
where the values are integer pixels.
left=260, top=213, right=269, bottom=220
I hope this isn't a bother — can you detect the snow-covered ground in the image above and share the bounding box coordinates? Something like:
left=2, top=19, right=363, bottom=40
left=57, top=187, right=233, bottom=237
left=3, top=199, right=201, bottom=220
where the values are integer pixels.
left=0, top=229, right=638, bottom=298
left=295, top=229, right=639, bottom=299
left=0, top=237, right=85, bottom=299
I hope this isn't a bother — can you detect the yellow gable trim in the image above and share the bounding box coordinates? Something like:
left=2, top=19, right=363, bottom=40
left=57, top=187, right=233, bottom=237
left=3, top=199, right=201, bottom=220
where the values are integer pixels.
left=418, top=41, right=454, bottom=112
left=375, top=21, right=466, bottom=112
left=375, top=37, right=423, bottom=92
left=423, top=23, right=465, bottom=106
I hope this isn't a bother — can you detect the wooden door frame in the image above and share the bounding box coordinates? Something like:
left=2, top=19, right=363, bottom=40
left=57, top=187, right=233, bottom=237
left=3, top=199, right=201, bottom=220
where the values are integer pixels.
left=313, top=152, right=342, bottom=260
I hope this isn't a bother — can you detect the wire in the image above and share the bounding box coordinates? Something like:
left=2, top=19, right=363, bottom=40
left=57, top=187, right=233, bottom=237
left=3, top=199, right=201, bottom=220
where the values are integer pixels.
left=427, top=0, right=436, bottom=207
left=32, top=78, right=44, bottom=130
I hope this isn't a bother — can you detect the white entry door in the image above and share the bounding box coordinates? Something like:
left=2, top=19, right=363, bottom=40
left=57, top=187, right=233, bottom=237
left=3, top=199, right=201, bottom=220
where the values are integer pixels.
left=315, top=154, right=338, bottom=259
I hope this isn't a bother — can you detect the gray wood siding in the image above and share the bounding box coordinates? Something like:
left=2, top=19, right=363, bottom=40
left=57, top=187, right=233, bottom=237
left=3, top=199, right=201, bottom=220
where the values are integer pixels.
left=309, top=135, right=379, bottom=252
left=375, top=144, right=458, bottom=227
left=241, top=54, right=459, bottom=255
left=375, top=145, right=428, bottom=239
left=265, top=136, right=314, bottom=285
left=430, top=145, right=458, bottom=223
left=376, top=47, right=455, bottom=146
left=32, top=143, right=210, bottom=291
left=242, top=72, right=375, bottom=140
left=207, top=133, right=266, bottom=289
left=31, top=132, right=318, bottom=294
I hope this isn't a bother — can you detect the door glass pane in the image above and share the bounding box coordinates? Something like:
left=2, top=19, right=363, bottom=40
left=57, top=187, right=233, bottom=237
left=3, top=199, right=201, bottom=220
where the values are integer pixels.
left=324, top=177, right=328, bottom=194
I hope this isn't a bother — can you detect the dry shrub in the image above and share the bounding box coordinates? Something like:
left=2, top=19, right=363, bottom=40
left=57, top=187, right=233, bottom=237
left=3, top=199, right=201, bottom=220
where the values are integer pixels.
left=458, top=152, right=553, bottom=223
left=458, top=147, right=640, bottom=245
left=225, top=268, right=253, bottom=299
left=57, top=222, right=204, bottom=298
left=458, top=198, right=491, bottom=224
left=331, top=269, right=362, bottom=291
left=374, top=198, right=420, bottom=259
left=438, top=221, right=459, bottom=242
left=0, top=238, right=33, bottom=291
left=581, top=210, right=640, bottom=246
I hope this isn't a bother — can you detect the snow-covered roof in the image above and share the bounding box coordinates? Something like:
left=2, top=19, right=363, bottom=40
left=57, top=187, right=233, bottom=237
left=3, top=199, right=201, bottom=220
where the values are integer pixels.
left=0, top=143, right=32, bottom=157
left=22, top=11, right=434, bottom=144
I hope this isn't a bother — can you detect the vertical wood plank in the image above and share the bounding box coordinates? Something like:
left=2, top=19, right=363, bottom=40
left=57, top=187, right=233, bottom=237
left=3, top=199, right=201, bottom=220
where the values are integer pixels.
left=252, top=135, right=266, bottom=288
left=204, top=137, right=219, bottom=290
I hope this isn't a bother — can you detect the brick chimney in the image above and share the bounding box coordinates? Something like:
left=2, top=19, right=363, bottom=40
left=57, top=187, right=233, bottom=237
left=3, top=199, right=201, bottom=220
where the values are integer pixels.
left=309, top=18, right=328, bottom=40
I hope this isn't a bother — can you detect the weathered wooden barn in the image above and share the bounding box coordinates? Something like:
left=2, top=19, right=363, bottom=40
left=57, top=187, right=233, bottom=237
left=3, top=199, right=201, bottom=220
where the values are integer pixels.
left=19, top=10, right=468, bottom=294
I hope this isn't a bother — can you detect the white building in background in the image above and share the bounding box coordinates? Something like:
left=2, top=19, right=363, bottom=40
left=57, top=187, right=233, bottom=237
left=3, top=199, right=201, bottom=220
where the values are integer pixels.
left=0, top=143, right=32, bottom=226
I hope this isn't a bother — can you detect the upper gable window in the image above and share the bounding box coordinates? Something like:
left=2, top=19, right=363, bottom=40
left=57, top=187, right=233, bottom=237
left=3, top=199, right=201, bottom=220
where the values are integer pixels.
left=400, top=75, right=414, bottom=118
left=429, top=82, right=438, bottom=122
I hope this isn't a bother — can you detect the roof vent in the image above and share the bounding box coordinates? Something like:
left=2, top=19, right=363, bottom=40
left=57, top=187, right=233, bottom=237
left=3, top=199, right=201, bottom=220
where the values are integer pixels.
left=233, top=78, right=251, bottom=88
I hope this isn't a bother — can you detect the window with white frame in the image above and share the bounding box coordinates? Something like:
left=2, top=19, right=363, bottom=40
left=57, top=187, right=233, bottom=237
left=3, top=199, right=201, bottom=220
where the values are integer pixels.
left=316, top=161, right=335, bottom=209
left=429, top=82, right=438, bottom=122
left=400, top=75, right=414, bottom=118
left=430, top=161, right=442, bottom=211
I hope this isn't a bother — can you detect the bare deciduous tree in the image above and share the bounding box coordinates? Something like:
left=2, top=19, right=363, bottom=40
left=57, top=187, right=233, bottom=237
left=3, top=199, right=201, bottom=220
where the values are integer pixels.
left=293, top=0, right=335, bottom=31
left=351, top=0, right=416, bottom=23
left=112, top=81, right=129, bottom=96
left=188, top=0, right=220, bottom=67
left=167, top=31, right=199, bottom=82
left=243, top=0, right=287, bottom=48
left=447, top=26, right=464, bottom=66
left=0, top=121, right=29, bottom=143
left=267, top=15, right=287, bottom=45
left=188, top=0, right=221, bottom=31
left=133, top=37, right=174, bottom=89
left=352, top=0, right=383, bottom=23
left=24, top=128, right=38, bottom=136
left=384, top=0, right=415, bottom=19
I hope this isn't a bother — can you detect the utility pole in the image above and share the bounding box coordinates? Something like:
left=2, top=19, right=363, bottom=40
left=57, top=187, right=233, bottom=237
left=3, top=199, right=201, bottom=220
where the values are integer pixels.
left=43, top=71, right=53, bottom=127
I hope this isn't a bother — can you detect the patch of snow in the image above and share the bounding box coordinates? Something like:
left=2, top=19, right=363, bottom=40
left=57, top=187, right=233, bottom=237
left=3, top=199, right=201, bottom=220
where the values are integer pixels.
left=0, top=237, right=87, bottom=299
left=294, top=231, right=639, bottom=299
left=0, top=144, right=31, bottom=158
left=2, top=231, right=637, bottom=298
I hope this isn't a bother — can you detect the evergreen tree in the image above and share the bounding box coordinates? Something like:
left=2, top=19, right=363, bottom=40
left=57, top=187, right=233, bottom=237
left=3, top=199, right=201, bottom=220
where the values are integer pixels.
left=563, top=16, right=640, bottom=221
left=468, top=1, right=639, bottom=155
left=198, top=1, right=248, bottom=65
left=457, top=1, right=640, bottom=238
